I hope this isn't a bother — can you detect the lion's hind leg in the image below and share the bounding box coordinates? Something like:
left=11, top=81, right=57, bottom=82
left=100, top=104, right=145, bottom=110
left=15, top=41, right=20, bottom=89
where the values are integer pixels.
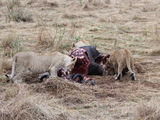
left=115, top=63, right=123, bottom=81
left=126, top=56, right=136, bottom=81
left=6, top=56, right=17, bottom=79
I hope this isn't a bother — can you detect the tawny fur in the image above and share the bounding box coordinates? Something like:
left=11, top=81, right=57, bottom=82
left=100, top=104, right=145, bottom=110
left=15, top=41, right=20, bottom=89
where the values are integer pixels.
left=7, top=51, right=77, bottom=83
left=106, top=49, right=136, bottom=81
left=72, top=40, right=90, bottom=49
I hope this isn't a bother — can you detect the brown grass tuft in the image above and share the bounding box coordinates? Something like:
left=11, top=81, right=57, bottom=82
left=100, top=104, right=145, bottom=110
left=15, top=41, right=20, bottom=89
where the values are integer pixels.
left=37, top=25, right=75, bottom=53
left=0, top=1, right=2, bottom=6
left=149, top=49, right=160, bottom=56
left=83, top=3, right=90, bottom=10
left=44, top=1, right=59, bottom=7
left=0, top=101, right=69, bottom=120
left=99, top=17, right=106, bottom=22
left=31, top=78, right=95, bottom=105
left=153, top=24, right=159, bottom=42
left=134, top=63, right=145, bottom=73
left=62, top=13, right=81, bottom=19
left=0, top=58, right=11, bottom=75
left=0, top=35, right=22, bottom=57
left=0, top=84, right=71, bottom=120
left=22, top=72, right=42, bottom=84
left=7, top=0, right=20, bottom=8
left=142, top=6, right=157, bottom=12
left=132, top=15, right=147, bottom=21
left=0, top=58, right=11, bottom=82
left=134, top=101, right=160, bottom=120
left=104, top=0, right=110, bottom=4
left=37, top=28, right=56, bottom=49
left=137, top=104, right=156, bottom=117
left=33, top=78, right=82, bottom=96
left=6, top=0, right=32, bottom=22
left=89, top=0, right=109, bottom=7
left=4, top=86, right=19, bottom=101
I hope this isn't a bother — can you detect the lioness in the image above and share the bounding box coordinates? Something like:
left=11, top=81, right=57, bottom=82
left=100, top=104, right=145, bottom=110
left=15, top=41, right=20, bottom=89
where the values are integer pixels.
left=105, top=49, right=136, bottom=81
left=6, top=51, right=77, bottom=83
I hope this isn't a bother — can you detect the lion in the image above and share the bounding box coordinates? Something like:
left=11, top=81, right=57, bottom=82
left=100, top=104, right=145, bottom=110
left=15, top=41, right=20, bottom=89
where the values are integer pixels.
left=105, top=49, right=136, bottom=81
left=6, top=51, right=77, bottom=83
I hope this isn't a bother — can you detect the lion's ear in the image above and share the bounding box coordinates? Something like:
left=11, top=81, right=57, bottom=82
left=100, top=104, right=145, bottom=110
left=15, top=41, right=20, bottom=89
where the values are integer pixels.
left=72, top=42, right=75, bottom=48
left=106, top=54, right=110, bottom=58
left=102, top=54, right=110, bottom=64
left=72, top=57, right=77, bottom=63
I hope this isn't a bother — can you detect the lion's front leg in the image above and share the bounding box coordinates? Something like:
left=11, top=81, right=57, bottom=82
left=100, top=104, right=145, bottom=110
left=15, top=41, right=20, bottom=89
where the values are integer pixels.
left=49, top=67, right=57, bottom=78
left=12, top=73, right=23, bottom=83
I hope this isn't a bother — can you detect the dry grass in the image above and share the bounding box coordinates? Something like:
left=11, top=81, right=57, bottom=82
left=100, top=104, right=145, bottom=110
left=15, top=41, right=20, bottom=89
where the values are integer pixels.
left=0, top=58, right=11, bottom=82
left=37, top=21, right=76, bottom=53
left=88, top=0, right=110, bottom=7
left=62, top=13, right=81, bottom=19
left=0, top=58, right=11, bottom=75
left=4, top=86, right=19, bottom=101
left=0, top=1, right=2, bottom=6
left=37, top=27, right=72, bottom=53
left=0, top=101, right=69, bottom=120
left=43, top=1, right=59, bottom=7
left=149, top=48, right=160, bottom=56
left=132, top=15, right=147, bottom=21
left=134, top=100, right=160, bottom=120
left=0, top=81, right=94, bottom=120
left=6, top=0, right=32, bottom=22
left=153, top=24, right=159, bottom=42
left=37, top=28, right=56, bottom=49
left=7, top=0, right=20, bottom=8
left=134, top=62, right=145, bottom=73
left=142, top=6, right=157, bottom=12
left=0, top=0, right=160, bottom=119
left=0, top=35, right=22, bottom=57
left=0, top=84, right=71, bottom=120
left=83, top=3, right=90, bottom=10
left=32, top=78, right=90, bottom=98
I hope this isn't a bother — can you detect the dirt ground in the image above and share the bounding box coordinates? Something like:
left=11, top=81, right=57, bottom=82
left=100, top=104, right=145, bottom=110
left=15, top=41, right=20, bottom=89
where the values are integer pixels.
left=0, top=0, right=160, bottom=120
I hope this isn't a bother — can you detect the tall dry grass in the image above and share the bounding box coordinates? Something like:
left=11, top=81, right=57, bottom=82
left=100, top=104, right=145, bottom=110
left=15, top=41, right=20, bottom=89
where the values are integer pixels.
left=0, top=35, right=23, bottom=57
left=0, top=0, right=2, bottom=6
left=37, top=28, right=57, bottom=49
left=0, top=84, right=62, bottom=120
left=0, top=78, right=95, bottom=120
left=43, top=0, right=59, bottom=7
left=0, top=58, right=11, bottom=75
left=134, top=99, right=160, bottom=120
left=36, top=18, right=78, bottom=53
left=0, top=58, right=11, bottom=82
left=6, top=0, right=32, bottom=22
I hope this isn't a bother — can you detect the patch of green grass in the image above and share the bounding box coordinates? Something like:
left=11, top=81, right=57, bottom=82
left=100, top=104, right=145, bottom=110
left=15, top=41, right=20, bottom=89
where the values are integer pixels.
left=60, top=43, right=72, bottom=53
left=58, top=27, right=66, bottom=41
left=75, top=36, right=81, bottom=41
left=79, top=0, right=83, bottom=6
